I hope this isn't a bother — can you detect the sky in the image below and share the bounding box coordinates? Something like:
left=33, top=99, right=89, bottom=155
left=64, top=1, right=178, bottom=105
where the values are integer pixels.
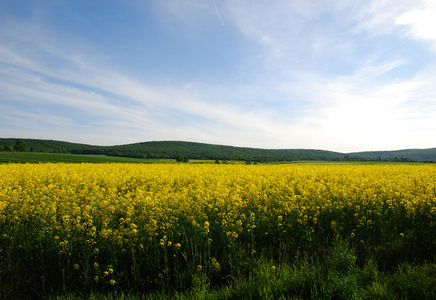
left=1, top=0, right=436, bottom=152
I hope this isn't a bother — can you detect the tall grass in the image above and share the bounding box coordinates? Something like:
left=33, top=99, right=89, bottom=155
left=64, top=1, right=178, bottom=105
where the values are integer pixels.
left=47, top=242, right=436, bottom=299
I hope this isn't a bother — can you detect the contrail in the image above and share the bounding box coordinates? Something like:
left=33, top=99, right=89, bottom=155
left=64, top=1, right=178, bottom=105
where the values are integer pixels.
left=211, top=0, right=224, bottom=26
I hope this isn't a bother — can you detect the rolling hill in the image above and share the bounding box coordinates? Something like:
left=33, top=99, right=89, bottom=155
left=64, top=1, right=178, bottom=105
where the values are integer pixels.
left=1, top=138, right=435, bottom=162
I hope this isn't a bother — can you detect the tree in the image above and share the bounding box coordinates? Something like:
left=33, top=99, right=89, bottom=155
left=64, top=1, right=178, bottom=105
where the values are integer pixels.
left=176, top=156, right=189, bottom=163
left=3, top=144, right=13, bottom=151
left=14, top=140, right=28, bottom=152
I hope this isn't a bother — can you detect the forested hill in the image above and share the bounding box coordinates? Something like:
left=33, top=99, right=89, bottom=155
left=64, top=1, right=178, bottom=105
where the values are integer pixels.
left=1, top=138, right=435, bottom=162
left=347, top=148, right=436, bottom=162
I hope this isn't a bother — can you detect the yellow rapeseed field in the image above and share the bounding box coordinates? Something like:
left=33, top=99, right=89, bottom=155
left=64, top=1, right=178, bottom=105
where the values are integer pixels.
left=1, top=163, right=435, bottom=295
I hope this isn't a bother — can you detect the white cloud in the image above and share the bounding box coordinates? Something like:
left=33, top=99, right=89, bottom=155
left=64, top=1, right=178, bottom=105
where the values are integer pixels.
left=293, top=63, right=436, bottom=151
left=396, top=0, right=436, bottom=50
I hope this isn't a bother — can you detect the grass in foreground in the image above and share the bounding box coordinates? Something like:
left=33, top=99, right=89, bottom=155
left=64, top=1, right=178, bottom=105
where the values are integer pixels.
left=49, top=240, right=436, bottom=299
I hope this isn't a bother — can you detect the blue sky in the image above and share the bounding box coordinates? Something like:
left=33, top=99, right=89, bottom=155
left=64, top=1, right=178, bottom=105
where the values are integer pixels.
left=1, top=0, right=436, bottom=152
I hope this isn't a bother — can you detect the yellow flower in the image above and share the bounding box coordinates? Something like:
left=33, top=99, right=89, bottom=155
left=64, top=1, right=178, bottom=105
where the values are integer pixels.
left=211, top=258, right=221, bottom=272
left=203, top=221, right=210, bottom=234
left=2, top=161, right=436, bottom=293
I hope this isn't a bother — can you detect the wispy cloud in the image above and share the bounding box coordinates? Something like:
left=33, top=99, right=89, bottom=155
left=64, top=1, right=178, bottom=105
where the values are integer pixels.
left=0, top=1, right=435, bottom=151
left=0, top=15, right=278, bottom=147
left=219, top=0, right=436, bottom=150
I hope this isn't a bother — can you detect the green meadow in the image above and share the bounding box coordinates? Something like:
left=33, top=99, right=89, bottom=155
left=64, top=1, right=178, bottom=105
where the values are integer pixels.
left=0, top=152, right=168, bottom=164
